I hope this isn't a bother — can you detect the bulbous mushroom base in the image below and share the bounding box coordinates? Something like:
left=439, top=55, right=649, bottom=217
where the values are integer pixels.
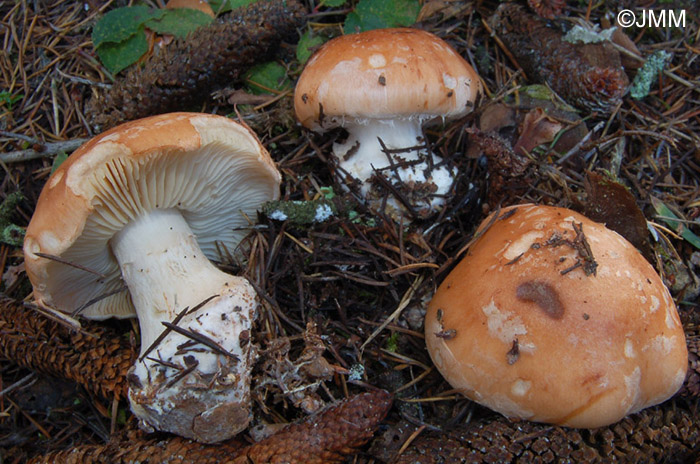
left=111, top=209, right=258, bottom=443
left=127, top=288, right=255, bottom=443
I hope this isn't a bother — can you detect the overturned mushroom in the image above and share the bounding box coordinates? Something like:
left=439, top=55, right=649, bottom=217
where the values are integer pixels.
left=23, top=113, right=281, bottom=442
left=425, top=204, right=687, bottom=428
left=294, top=28, right=481, bottom=221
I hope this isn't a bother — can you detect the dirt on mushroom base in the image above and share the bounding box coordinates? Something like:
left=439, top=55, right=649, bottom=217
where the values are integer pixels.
left=1, top=1, right=699, bottom=462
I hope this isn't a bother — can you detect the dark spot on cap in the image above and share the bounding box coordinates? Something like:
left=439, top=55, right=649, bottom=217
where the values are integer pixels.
left=302, top=93, right=308, bottom=103
left=506, top=338, right=519, bottom=365
left=583, top=313, right=590, bottom=320
left=446, top=90, right=454, bottom=97
left=435, top=329, right=456, bottom=339
left=378, top=75, right=386, bottom=86
left=516, top=280, right=564, bottom=319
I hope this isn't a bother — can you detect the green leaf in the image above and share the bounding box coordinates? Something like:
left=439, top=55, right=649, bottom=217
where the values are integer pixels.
left=650, top=196, right=700, bottom=250
left=296, top=30, right=325, bottom=64
left=145, top=8, right=214, bottom=39
left=343, top=0, right=420, bottom=33
left=320, top=0, right=346, bottom=6
left=92, top=6, right=163, bottom=49
left=96, top=26, right=150, bottom=74
left=51, top=152, right=69, bottom=174
left=245, top=61, right=291, bottom=95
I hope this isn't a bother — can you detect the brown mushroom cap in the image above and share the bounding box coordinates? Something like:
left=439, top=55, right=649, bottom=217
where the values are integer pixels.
left=425, top=204, right=687, bottom=428
left=294, top=28, right=481, bottom=130
left=24, top=112, right=280, bottom=320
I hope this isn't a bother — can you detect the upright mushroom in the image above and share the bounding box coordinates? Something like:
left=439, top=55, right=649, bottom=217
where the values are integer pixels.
left=294, top=28, right=481, bottom=220
left=425, top=204, right=687, bottom=428
left=23, top=113, right=281, bottom=442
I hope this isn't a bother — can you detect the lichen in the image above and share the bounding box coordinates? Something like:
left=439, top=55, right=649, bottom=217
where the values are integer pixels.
left=563, top=25, right=616, bottom=44
left=629, top=50, right=672, bottom=100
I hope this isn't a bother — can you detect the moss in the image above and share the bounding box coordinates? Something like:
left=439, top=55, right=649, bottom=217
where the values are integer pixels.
left=0, top=192, right=25, bottom=246
left=263, top=198, right=339, bottom=225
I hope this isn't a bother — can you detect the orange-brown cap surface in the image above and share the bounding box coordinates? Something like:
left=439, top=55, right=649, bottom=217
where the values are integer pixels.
left=23, top=112, right=280, bottom=320
left=294, top=28, right=481, bottom=130
left=425, top=204, right=687, bottom=428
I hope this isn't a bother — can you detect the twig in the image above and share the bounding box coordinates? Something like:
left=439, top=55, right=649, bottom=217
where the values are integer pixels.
left=0, top=138, right=88, bottom=163
left=0, top=372, right=37, bottom=398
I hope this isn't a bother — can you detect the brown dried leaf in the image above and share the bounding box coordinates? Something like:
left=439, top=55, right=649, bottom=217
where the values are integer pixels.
left=224, top=89, right=276, bottom=106
left=581, top=171, right=653, bottom=262
left=417, top=0, right=465, bottom=22
left=512, top=107, right=564, bottom=156
left=477, top=102, right=516, bottom=134
left=165, top=0, right=215, bottom=17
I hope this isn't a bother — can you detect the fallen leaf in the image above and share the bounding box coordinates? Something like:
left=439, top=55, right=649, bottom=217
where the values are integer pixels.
left=165, top=0, right=215, bottom=17
left=417, top=0, right=465, bottom=22
left=582, top=171, right=654, bottom=261
left=2, top=262, right=24, bottom=290
left=512, top=107, right=563, bottom=155
left=478, top=102, right=516, bottom=133
left=220, top=89, right=275, bottom=106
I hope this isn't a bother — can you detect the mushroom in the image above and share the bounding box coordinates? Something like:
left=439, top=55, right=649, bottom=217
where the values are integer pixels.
left=294, top=28, right=481, bottom=220
left=23, top=112, right=281, bottom=442
left=425, top=204, right=687, bottom=428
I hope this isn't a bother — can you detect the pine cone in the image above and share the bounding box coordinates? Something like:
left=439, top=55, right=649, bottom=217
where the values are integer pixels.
left=489, top=3, right=628, bottom=113
left=28, top=390, right=392, bottom=464
left=85, top=0, right=306, bottom=130
left=680, top=322, right=699, bottom=398
left=0, top=298, right=136, bottom=400
left=393, top=401, right=699, bottom=463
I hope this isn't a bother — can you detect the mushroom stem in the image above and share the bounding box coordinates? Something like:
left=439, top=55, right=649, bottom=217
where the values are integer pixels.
left=111, top=208, right=256, bottom=442
left=333, top=119, right=455, bottom=219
